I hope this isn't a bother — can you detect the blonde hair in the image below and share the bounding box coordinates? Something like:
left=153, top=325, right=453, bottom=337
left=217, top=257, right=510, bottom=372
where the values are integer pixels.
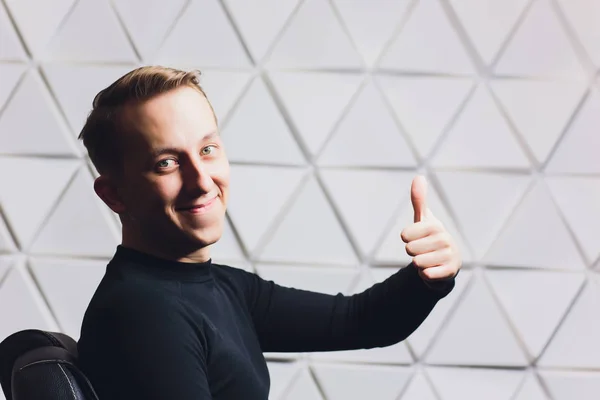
left=78, top=66, right=215, bottom=175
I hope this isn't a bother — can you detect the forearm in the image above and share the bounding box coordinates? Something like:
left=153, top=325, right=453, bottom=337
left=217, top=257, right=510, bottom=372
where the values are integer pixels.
left=251, top=263, right=454, bottom=353
left=332, top=262, right=454, bottom=349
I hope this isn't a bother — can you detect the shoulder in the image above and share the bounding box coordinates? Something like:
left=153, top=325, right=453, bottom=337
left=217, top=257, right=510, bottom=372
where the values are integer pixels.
left=211, top=262, right=259, bottom=286
left=82, top=278, right=185, bottom=333
left=210, top=263, right=267, bottom=303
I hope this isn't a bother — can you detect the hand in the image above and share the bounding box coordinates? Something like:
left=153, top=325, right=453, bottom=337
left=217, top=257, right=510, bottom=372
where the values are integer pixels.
left=400, top=175, right=461, bottom=282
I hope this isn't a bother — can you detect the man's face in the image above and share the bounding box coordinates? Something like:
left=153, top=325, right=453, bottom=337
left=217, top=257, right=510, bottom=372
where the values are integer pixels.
left=114, top=86, right=229, bottom=258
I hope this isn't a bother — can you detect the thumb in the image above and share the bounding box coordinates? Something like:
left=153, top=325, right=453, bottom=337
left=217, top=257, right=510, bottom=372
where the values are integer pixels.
left=411, top=175, right=428, bottom=223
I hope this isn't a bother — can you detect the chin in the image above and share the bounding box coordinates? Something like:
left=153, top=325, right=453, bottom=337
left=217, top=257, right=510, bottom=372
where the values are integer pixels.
left=189, top=225, right=223, bottom=248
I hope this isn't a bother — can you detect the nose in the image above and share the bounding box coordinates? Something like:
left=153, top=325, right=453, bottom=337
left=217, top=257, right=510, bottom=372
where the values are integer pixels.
left=182, top=156, right=213, bottom=195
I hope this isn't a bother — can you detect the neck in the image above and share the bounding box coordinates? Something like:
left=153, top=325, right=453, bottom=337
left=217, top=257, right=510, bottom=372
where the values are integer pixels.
left=121, top=229, right=212, bottom=264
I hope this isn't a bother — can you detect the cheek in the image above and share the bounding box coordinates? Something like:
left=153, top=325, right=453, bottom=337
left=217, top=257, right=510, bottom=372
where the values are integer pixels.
left=132, top=178, right=179, bottom=209
left=154, top=180, right=182, bottom=206
left=212, top=163, right=230, bottom=199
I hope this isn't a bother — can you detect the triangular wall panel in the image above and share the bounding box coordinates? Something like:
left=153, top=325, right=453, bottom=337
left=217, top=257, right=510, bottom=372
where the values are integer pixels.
left=540, top=370, right=600, bottom=400
left=155, top=0, right=250, bottom=68
left=267, top=361, right=301, bottom=400
left=0, top=216, right=16, bottom=254
left=434, top=171, right=531, bottom=260
left=377, top=75, right=474, bottom=159
left=486, top=269, right=585, bottom=359
left=221, top=77, right=305, bottom=165
left=267, top=71, right=363, bottom=157
left=546, top=176, right=600, bottom=264
left=1, top=0, right=599, bottom=394
left=4, top=0, right=72, bottom=57
left=45, top=0, right=137, bottom=63
left=0, top=70, right=78, bottom=156
left=425, top=275, right=529, bottom=366
left=494, top=0, right=586, bottom=79
left=538, top=276, right=600, bottom=368
left=223, top=0, right=299, bottom=62
left=484, top=181, right=586, bottom=270
left=432, top=84, right=531, bottom=169
left=0, top=257, right=17, bottom=282
left=546, top=89, right=600, bottom=174
left=112, top=0, right=187, bottom=61
left=491, top=79, right=586, bottom=163
left=29, top=166, right=120, bottom=258
left=283, top=367, right=324, bottom=400
left=332, top=0, right=412, bottom=67
left=266, top=0, right=363, bottom=69
left=226, top=165, right=306, bottom=254
left=258, top=174, right=358, bottom=266
left=312, top=363, right=413, bottom=400
left=43, top=63, right=136, bottom=136
left=557, top=0, right=600, bottom=68
left=406, top=270, right=473, bottom=358
left=0, top=63, right=25, bottom=112
left=209, top=216, right=246, bottom=264
left=513, top=372, right=549, bottom=400
left=347, top=268, right=375, bottom=295
left=449, top=0, right=529, bottom=65
left=198, top=70, right=253, bottom=123
left=426, top=366, right=525, bottom=400
left=309, top=340, right=413, bottom=366
left=29, top=257, right=106, bottom=339
left=0, top=158, right=79, bottom=250
left=0, top=1, right=29, bottom=61
left=317, top=81, right=417, bottom=168
left=400, top=370, right=438, bottom=400
left=320, top=169, right=413, bottom=257
left=0, top=263, right=57, bottom=342
left=379, top=0, right=474, bottom=75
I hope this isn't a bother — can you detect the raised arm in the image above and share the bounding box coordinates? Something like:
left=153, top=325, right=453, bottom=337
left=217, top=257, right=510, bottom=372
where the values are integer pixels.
left=245, top=262, right=455, bottom=353
left=245, top=176, right=461, bottom=353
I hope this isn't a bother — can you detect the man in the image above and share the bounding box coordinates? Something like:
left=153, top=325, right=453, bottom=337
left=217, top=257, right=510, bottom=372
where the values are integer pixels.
left=77, top=66, right=461, bottom=400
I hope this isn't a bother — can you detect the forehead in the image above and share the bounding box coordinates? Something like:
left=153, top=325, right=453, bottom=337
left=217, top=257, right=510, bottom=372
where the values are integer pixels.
left=120, top=86, right=217, bottom=150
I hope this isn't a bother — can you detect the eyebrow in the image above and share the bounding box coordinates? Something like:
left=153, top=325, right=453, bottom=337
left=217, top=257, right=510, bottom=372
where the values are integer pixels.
left=150, top=131, right=218, bottom=158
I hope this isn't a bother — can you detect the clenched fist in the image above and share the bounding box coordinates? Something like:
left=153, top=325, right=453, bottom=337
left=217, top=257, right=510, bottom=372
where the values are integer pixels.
left=401, top=176, right=461, bottom=282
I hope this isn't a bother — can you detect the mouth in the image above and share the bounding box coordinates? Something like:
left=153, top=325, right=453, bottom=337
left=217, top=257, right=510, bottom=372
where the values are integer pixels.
left=177, top=196, right=217, bottom=215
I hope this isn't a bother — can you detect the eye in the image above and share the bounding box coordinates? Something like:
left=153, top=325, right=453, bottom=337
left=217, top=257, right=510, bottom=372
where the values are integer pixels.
left=156, top=159, right=177, bottom=169
left=201, top=145, right=217, bottom=156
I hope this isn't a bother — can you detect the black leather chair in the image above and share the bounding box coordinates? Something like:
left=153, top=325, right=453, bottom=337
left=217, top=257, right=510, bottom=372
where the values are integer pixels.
left=0, top=329, right=98, bottom=400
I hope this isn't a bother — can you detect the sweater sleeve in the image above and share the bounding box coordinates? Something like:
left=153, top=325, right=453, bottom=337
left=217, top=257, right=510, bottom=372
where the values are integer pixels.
left=243, top=263, right=455, bottom=353
left=78, top=286, right=213, bottom=400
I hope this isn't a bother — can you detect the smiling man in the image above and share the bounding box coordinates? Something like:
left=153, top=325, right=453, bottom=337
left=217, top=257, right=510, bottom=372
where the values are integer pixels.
left=76, top=66, right=461, bottom=400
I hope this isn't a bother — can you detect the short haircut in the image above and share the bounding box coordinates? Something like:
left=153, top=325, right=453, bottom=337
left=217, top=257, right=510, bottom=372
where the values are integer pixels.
left=78, top=65, right=215, bottom=176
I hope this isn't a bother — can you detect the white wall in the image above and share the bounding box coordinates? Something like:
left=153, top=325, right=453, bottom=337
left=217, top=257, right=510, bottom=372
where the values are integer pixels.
left=1, top=0, right=599, bottom=399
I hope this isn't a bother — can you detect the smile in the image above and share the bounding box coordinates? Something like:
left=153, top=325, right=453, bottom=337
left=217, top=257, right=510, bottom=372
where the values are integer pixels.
left=178, top=197, right=217, bottom=215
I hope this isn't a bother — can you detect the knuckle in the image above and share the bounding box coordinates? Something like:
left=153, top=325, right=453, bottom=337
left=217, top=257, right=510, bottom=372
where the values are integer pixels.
left=437, top=232, right=451, bottom=248
left=442, top=247, right=454, bottom=260
left=434, top=234, right=446, bottom=248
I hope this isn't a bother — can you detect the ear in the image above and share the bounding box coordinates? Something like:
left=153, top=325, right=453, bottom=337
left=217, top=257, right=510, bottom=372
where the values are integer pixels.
left=94, top=175, right=127, bottom=214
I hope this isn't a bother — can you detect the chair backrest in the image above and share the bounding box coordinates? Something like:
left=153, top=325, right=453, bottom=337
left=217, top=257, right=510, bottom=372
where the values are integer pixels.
left=0, top=329, right=99, bottom=400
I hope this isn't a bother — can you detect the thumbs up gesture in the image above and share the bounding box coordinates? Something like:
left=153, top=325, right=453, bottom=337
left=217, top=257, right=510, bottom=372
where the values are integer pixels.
left=400, top=176, right=461, bottom=282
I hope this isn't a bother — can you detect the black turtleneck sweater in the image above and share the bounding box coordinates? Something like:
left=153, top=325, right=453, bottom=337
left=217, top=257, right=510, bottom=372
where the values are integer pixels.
left=77, top=245, right=454, bottom=400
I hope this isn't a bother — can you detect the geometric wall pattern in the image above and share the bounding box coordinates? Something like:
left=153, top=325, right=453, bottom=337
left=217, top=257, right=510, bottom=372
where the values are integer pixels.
left=1, top=0, right=599, bottom=398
